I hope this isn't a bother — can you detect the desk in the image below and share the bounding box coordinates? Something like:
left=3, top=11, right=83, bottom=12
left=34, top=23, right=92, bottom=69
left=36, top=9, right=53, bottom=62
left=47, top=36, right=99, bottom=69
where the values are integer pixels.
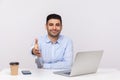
left=0, top=68, right=120, bottom=80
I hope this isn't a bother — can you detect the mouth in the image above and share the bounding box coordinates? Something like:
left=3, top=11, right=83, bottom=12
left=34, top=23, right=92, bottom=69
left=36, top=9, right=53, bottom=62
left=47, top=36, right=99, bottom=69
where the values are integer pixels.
left=51, top=30, right=58, bottom=33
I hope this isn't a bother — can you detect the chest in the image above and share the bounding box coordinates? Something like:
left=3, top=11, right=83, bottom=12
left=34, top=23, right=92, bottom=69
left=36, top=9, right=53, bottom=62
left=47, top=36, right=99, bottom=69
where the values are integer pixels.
left=40, top=43, right=66, bottom=62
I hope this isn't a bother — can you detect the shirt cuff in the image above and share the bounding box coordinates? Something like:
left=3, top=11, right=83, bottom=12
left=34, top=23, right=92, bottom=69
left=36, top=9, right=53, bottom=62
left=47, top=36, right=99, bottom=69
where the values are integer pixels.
left=35, top=57, right=43, bottom=68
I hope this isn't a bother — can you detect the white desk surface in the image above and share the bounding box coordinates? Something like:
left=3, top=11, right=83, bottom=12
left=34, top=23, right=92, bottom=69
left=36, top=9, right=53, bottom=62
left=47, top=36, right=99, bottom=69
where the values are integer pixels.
left=0, top=68, right=120, bottom=80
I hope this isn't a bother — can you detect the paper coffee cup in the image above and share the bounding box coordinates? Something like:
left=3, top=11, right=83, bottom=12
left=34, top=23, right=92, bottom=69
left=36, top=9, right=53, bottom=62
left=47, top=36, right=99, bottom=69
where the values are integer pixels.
left=9, top=62, right=19, bottom=75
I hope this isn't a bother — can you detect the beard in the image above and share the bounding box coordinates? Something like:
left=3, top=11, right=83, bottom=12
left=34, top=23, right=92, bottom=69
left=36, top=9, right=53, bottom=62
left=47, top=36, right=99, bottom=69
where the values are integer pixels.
left=48, top=30, right=61, bottom=38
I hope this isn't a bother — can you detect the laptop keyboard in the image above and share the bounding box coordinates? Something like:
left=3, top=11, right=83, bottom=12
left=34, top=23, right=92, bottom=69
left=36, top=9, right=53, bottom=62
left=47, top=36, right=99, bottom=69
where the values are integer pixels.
left=64, top=72, right=71, bottom=75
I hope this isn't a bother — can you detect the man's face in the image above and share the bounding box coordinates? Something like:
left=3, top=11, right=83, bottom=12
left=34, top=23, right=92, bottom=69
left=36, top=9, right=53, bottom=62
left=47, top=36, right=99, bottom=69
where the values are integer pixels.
left=46, top=19, right=62, bottom=38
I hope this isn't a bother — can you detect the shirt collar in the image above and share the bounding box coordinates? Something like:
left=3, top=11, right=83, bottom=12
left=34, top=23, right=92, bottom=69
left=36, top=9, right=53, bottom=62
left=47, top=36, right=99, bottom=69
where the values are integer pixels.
left=45, top=35, right=63, bottom=44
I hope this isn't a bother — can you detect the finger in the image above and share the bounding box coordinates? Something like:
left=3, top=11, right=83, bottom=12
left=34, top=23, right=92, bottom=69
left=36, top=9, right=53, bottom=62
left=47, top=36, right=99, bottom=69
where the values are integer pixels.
left=35, top=38, right=38, bottom=45
left=35, top=51, right=40, bottom=55
left=36, top=53, right=41, bottom=57
left=35, top=50, right=40, bottom=54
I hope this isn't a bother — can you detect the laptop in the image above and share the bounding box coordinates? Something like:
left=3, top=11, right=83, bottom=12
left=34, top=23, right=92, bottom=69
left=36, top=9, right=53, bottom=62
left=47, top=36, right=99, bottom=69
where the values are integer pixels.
left=54, top=50, right=103, bottom=77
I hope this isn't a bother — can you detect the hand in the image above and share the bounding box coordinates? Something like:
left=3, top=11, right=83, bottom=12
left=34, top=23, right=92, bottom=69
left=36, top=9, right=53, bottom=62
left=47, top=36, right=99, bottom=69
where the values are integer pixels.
left=32, top=38, right=41, bottom=57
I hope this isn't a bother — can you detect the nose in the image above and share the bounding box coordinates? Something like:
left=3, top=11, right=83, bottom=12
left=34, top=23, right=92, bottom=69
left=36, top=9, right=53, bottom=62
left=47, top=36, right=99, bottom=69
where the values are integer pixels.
left=53, top=25, right=57, bottom=30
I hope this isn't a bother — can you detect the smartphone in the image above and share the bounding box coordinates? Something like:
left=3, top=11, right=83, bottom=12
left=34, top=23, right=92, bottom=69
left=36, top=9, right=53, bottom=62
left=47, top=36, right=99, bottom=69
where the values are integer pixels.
left=21, top=70, right=32, bottom=75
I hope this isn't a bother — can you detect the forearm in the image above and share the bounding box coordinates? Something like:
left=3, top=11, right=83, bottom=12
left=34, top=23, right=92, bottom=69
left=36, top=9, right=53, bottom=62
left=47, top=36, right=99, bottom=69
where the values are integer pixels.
left=43, top=59, right=72, bottom=69
left=52, top=60, right=72, bottom=69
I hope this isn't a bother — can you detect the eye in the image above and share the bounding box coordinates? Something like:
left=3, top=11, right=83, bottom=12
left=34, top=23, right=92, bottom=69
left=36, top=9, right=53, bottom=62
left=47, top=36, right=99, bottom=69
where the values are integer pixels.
left=56, top=23, right=60, bottom=27
left=49, top=23, right=53, bottom=26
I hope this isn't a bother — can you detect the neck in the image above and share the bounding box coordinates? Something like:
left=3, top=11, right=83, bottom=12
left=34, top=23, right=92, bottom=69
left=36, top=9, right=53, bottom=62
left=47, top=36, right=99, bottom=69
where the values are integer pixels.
left=48, top=35, right=59, bottom=43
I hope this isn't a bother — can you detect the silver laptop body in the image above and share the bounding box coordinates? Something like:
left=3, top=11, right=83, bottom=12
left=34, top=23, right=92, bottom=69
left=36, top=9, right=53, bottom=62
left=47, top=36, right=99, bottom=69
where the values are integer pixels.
left=54, top=50, right=103, bottom=77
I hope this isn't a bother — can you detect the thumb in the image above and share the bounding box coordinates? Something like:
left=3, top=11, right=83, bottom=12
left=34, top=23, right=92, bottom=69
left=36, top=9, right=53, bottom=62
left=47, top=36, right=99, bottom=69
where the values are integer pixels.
left=35, top=38, right=38, bottom=45
left=34, top=38, right=39, bottom=49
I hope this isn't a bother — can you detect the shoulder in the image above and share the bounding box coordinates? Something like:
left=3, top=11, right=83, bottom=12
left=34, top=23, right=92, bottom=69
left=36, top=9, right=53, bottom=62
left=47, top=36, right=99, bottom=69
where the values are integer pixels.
left=59, top=35, right=73, bottom=43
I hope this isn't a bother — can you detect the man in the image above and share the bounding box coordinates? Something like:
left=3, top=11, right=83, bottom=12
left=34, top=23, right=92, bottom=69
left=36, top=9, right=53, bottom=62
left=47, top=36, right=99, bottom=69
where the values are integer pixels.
left=32, top=14, right=73, bottom=69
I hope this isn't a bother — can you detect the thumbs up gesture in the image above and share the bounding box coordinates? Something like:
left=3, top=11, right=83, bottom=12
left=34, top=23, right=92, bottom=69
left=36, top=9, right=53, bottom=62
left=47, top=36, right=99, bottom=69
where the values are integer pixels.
left=32, top=38, right=41, bottom=57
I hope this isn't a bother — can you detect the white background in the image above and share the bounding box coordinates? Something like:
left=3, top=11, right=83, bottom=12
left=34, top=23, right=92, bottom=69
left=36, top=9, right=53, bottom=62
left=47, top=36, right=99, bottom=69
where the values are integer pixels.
left=0, top=0, right=120, bottom=70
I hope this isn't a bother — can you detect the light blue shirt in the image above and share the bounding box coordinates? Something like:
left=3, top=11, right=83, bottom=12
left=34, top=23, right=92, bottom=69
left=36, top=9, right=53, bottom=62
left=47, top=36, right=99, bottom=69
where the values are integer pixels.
left=35, top=35, right=73, bottom=69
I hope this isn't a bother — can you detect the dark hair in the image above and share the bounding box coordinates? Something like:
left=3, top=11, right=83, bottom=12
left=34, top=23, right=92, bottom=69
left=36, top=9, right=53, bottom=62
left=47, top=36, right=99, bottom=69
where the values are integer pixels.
left=46, top=14, right=62, bottom=25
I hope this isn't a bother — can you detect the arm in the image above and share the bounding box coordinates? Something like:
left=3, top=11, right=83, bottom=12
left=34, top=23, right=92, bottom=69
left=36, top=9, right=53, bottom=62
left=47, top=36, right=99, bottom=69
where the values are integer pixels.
left=31, top=38, right=43, bottom=68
